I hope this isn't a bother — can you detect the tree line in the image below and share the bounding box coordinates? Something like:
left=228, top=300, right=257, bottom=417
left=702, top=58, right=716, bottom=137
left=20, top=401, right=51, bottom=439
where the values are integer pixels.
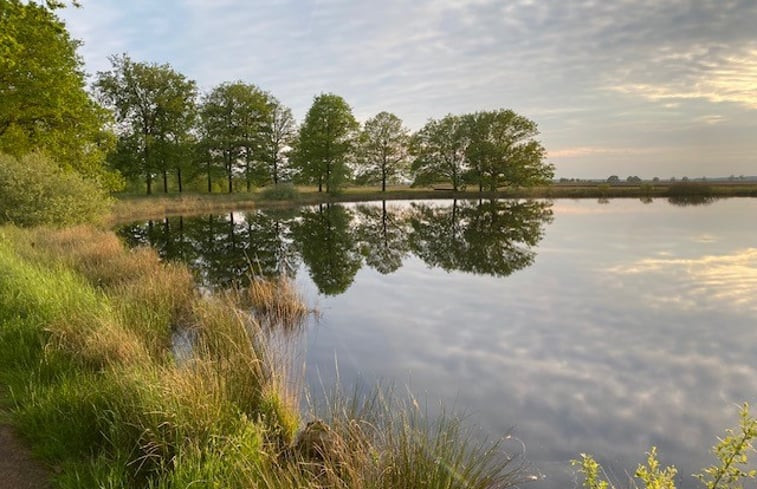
left=93, top=55, right=555, bottom=195
left=1, top=0, right=553, bottom=201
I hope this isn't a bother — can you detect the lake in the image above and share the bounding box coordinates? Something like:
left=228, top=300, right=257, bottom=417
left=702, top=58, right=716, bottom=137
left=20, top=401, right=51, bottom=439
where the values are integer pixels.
left=118, top=197, right=757, bottom=489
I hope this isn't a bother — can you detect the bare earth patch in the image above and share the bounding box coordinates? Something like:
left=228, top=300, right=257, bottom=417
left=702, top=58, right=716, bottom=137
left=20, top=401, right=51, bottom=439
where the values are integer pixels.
left=0, top=425, right=50, bottom=489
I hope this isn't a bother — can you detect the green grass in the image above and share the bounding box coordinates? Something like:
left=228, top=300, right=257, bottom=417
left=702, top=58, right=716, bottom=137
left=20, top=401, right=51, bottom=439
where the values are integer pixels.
left=0, top=225, right=527, bottom=489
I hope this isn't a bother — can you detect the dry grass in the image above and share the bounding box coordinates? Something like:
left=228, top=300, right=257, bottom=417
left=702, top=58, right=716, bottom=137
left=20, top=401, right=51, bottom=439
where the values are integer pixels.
left=238, top=275, right=310, bottom=331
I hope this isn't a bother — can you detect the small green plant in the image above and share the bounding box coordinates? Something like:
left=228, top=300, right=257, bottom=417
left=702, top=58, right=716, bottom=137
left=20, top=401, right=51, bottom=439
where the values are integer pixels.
left=635, top=447, right=677, bottom=489
left=572, top=453, right=610, bottom=489
left=259, top=182, right=299, bottom=201
left=574, top=404, right=757, bottom=489
left=696, top=403, right=757, bottom=489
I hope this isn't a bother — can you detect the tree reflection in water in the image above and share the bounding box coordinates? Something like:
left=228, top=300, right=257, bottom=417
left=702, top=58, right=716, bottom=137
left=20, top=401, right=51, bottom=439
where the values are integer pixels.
left=117, top=199, right=554, bottom=294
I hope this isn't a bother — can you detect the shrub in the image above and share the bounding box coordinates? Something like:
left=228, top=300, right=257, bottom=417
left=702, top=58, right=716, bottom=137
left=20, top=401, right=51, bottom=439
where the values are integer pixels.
left=260, top=183, right=299, bottom=201
left=0, top=152, right=111, bottom=226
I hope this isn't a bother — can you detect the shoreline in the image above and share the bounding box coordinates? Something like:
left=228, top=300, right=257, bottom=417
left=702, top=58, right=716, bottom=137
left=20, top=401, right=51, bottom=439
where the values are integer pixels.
left=110, top=182, right=757, bottom=224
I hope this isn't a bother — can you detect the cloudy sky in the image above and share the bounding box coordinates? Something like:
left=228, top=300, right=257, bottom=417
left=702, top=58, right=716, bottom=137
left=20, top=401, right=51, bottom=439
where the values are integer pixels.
left=60, top=0, right=757, bottom=178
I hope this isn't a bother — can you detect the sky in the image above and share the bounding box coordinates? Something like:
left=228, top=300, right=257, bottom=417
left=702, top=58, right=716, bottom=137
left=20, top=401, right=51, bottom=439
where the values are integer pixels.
left=60, top=0, right=757, bottom=179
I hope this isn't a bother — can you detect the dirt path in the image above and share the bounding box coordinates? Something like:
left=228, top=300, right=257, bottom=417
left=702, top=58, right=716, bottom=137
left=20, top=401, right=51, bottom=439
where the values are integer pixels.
left=0, top=425, right=51, bottom=489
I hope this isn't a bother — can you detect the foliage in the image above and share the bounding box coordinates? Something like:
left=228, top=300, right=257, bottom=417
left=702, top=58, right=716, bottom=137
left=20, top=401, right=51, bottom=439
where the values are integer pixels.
left=292, top=93, right=359, bottom=193
left=572, top=454, right=609, bottom=489
left=463, top=110, right=552, bottom=190
left=260, top=183, right=299, bottom=201
left=410, top=114, right=467, bottom=190
left=198, top=82, right=272, bottom=193
left=696, top=403, right=757, bottom=489
left=261, top=97, right=297, bottom=185
left=0, top=152, right=110, bottom=226
left=574, top=404, right=757, bottom=489
left=95, top=54, right=197, bottom=194
left=0, top=0, right=119, bottom=190
left=635, top=447, right=677, bottom=489
left=356, top=111, right=410, bottom=191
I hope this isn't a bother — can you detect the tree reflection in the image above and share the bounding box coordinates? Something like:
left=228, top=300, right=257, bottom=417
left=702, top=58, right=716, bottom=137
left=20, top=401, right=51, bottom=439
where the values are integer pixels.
left=293, top=203, right=362, bottom=296
left=408, top=199, right=553, bottom=277
left=118, top=199, right=553, bottom=295
left=354, top=201, right=409, bottom=274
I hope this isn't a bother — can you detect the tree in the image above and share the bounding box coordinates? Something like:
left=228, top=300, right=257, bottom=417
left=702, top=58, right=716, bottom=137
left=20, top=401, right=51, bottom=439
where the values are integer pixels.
left=410, top=115, right=467, bottom=191
left=356, top=111, right=410, bottom=191
left=95, top=54, right=197, bottom=194
left=607, top=175, right=620, bottom=183
left=261, top=96, right=296, bottom=185
left=0, top=0, right=118, bottom=189
left=463, top=110, right=552, bottom=191
left=292, top=93, right=358, bottom=193
left=199, top=82, right=271, bottom=193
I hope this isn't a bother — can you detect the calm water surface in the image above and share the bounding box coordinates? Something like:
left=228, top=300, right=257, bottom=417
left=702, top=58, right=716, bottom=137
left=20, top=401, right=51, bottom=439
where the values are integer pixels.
left=119, top=198, right=757, bottom=489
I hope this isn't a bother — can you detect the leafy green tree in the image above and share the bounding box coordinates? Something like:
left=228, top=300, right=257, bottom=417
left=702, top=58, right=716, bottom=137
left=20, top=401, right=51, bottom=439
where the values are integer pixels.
left=356, top=111, right=410, bottom=191
left=463, top=110, right=552, bottom=191
left=410, top=115, right=467, bottom=191
left=0, top=0, right=118, bottom=190
left=95, top=54, right=197, bottom=194
left=199, top=82, right=271, bottom=193
left=262, top=96, right=297, bottom=185
left=292, top=93, right=359, bottom=193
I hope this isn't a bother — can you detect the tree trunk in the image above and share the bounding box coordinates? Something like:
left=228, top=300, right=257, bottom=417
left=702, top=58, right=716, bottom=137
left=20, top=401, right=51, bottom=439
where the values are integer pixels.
left=146, top=174, right=152, bottom=195
left=163, top=171, right=168, bottom=193
left=273, top=152, right=279, bottom=185
left=318, top=175, right=322, bottom=193
left=207, top=162, right=212, bottom=193
left=177, top=168, right=183, bottom=193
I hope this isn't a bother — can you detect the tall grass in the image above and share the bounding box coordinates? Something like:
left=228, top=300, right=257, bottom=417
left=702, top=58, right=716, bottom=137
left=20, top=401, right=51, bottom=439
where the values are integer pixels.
left=0, top=225, right=529, bottom=489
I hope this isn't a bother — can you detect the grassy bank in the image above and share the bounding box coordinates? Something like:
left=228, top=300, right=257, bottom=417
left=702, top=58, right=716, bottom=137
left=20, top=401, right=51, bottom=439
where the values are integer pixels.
left=0, top=225, right=526, bottom=488
left=110, top=182, right=757, bottom=224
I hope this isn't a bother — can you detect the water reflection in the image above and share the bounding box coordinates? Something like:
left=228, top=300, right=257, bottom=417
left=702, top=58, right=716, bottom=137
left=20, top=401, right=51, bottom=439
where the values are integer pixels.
left=118, top=199, right=554, bottom=295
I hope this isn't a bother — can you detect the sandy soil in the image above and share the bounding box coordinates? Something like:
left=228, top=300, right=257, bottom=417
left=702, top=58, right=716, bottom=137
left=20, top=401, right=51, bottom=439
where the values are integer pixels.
left=0, top=425, right=51, bottom=489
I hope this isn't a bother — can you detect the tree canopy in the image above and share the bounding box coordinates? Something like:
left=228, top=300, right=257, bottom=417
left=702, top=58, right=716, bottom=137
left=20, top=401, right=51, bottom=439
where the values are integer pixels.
left=95, top=54, right=197, bottom=194
left=410, top=110, right=552, bottom=191
left=0, top=0, right=119, bottom=189
left=356, top=111, right=410, bottom=191
left=198, top=82, right=271, bottom=193
left=292, top=93, right=358, bottom=193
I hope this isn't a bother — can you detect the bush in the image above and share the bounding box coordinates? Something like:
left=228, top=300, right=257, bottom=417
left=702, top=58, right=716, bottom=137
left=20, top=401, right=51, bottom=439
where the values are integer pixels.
left=260, top=183, right=299, bottom=201
left=0, top=152, right=111, bottom=226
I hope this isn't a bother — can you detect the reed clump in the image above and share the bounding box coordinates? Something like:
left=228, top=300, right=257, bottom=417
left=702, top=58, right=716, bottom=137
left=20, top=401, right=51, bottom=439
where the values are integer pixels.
left=240, top=275, right=310, bottom=330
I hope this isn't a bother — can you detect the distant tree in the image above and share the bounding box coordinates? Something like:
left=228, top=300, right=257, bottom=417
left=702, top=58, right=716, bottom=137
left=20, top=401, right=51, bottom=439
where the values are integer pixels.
left=356, top=111, right=410, bottom=191
left=0, top=0, right=118, bottom=189
left=292, top=93, right=359, bottom=193
left=652, top=176, right=660, bottom=182
left=607, top=175, right=620, bottom=184
left=626, top=175, right=642, bottom=183
left=261, top=97, right=296, bottom=185
left=198, top=82, right=270, bottom=193
left=410, top=114, right=467, bottom=191
left=462, top=109, right=552, bottom=191
left=95, top=54, right=197, bottom=194
left=682, top=176, right=689, bottom=182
